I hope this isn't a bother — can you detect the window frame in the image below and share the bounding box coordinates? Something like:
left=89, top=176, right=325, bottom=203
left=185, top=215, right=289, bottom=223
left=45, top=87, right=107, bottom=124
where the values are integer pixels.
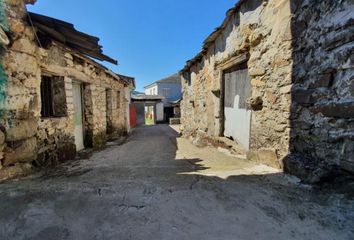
left=162, top=88, right=171, bottom=98
left=40, top=74, right=67, bottom=119
left=116, top=90, right=121, bottom=109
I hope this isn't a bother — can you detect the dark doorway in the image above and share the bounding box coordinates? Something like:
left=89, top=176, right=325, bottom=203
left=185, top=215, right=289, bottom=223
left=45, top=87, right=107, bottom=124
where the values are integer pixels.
left=164, top=107, right=174, bottom=123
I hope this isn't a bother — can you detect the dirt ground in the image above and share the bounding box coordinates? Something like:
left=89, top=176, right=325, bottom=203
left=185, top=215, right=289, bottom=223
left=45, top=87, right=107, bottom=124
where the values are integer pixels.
left=0, top=124, right=353, bottom=240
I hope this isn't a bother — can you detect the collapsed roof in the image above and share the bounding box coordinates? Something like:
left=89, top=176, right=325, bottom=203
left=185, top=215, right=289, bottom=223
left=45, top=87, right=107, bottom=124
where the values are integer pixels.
left=28, top=12, right=118, bottom=64
left=26, top=12, right=136, bottom=88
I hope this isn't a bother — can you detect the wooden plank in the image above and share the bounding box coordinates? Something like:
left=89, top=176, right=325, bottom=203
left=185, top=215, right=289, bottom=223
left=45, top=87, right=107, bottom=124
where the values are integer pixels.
left=35, top=22, right=66, bottom=43
left=58, top=27, right=99, bottom=45
left=29, top=12, right=74, bottom=28
left=76, top=47, right=118, bottom=64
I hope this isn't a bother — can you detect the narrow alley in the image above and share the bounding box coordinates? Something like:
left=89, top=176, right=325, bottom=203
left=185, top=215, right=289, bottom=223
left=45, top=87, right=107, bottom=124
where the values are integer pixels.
left=0, top=125, right=352, bottom=240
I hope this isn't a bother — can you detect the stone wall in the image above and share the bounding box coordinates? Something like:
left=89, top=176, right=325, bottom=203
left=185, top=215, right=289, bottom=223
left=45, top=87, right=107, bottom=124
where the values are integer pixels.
left=90, top=85, right=107, bottom=148
left=181, top=0, right=354, bottom=182
left=106, top=89, right=126, bottom=139
left=0, top=0, right=132, bottom=180
left=285, top=0, right=354, bottom=182
left=36, top=76, right=76, bottom=167
left=0, top=0, right=40, bottom=180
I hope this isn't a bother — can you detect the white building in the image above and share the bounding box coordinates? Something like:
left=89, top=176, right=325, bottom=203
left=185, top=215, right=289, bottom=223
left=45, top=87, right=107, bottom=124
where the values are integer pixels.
left=144, top=73, right=182, bottom=121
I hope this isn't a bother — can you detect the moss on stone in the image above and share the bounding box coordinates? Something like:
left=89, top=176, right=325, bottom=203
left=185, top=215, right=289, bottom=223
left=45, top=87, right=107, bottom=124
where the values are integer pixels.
left=92, top=131, right=107, bottom=150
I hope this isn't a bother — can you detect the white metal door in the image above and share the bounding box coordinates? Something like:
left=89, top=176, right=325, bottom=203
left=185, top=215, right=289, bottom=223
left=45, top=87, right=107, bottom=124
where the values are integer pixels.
left=72, top=83, right=85, bottom=151
left=224, top=63, right=252, bottom=150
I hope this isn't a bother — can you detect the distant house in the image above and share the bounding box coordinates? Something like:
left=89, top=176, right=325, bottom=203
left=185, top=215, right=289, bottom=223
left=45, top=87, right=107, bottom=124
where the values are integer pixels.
left=131, top=93, right=164, bottom=126
left=144, top=73, right=182, bottom=121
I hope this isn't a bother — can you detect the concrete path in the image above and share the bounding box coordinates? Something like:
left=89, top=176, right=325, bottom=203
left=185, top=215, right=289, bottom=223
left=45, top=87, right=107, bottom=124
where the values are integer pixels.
left=0, top=125, right=353, bottom=240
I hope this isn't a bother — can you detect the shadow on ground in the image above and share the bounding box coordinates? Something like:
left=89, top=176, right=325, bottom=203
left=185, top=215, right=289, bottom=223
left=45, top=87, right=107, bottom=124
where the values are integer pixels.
left=0, top=125, right=353, bottom=240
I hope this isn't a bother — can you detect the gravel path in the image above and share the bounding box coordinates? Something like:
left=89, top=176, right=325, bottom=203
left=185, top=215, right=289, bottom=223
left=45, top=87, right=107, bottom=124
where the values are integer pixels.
left=0, top=124, right=353, bottom=240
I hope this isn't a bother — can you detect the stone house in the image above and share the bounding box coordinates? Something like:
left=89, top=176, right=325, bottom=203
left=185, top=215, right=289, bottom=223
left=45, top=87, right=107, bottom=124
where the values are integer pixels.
left=180, top=0, right=354, bottom=182
left=0, top=0, right=134, bottom=180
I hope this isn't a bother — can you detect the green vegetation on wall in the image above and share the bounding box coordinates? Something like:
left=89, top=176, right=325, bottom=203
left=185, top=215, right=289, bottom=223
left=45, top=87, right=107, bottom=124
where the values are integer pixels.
left=0, top=1, right=9, bottom=31
left=0, top=0, right=9, bottom=116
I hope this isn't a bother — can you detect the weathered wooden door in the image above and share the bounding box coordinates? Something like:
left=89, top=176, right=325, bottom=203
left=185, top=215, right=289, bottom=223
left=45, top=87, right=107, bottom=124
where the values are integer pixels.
left=223, top=62, right=252, bottom=150
left=72, top=82, right=85, bottom=151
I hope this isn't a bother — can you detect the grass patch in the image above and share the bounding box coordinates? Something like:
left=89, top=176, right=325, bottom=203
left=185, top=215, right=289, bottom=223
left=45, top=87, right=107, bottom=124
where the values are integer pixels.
left=145, top=118, right=155, bottom=125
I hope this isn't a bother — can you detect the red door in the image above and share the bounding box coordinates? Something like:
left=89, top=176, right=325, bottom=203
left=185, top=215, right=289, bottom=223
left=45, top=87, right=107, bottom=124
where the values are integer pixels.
left=130, top=104, right=137, bottom=128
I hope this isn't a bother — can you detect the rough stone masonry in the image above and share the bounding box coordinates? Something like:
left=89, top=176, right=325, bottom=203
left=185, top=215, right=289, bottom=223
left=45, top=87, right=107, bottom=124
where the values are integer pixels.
left=0, top=0, right=134, bottom=181
left=180, top=0, right=354, bottom=183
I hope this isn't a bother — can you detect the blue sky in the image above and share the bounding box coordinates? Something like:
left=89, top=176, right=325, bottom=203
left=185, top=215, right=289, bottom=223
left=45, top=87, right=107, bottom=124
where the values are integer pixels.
left=28, top=0, right=236, bottom=91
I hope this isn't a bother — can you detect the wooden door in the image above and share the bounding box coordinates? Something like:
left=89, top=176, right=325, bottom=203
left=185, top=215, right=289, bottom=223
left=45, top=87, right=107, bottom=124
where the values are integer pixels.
left=223, top=62, right=252, bottom=150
